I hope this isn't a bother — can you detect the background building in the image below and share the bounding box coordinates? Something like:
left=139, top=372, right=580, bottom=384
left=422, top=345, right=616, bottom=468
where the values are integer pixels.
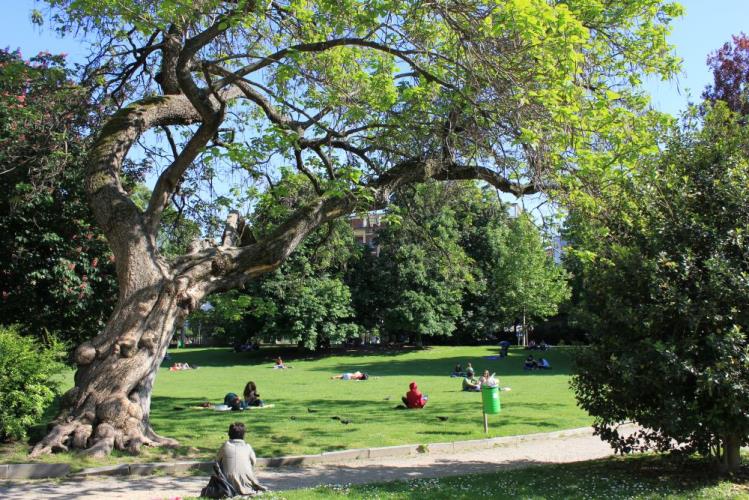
left=349, top=212, right=386, bottom=254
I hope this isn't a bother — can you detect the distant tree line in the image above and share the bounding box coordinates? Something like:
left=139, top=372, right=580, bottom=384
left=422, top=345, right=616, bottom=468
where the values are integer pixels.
left=190, top=178, right=570, bottom=349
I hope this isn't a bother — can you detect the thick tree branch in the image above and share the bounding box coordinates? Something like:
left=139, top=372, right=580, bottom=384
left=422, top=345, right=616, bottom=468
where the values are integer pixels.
left=157, top=25, right=182, bottom=95
left=87, top=88, right=240, bottom=260
left=87, top=95, right=203, bottom=238
left=205, top=64, right=305, bottom=131
left=144, top=117, right=222, bottom=235
left=175, top=8, right=245, bottom=118
left=172, top=156, right=540, bottom=294
left=433, top=164, right=540, bottom=197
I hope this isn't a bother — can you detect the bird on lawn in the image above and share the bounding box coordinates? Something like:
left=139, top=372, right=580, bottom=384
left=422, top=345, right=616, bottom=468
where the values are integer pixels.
left=436, top=416, right=449, bottom=421
left=383, top=396, right=391, bottom=401
left=331, top=416, right=341, bottom=420
left=307, top=408, right=318, bottom=413
left=289, top=416, right=296, bottom=420
left=340, top=419, right=351, bottom=425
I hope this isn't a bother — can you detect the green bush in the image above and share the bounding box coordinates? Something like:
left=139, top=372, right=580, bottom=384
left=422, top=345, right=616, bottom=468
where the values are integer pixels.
left=0, top=326, right=66, bottom=442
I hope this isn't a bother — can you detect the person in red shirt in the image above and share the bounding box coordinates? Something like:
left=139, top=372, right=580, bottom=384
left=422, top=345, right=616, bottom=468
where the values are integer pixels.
left=402, top=382, right=428, bottom=409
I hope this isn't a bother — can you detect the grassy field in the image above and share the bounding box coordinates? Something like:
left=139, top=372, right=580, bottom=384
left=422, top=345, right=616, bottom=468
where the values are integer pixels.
left=255, top=454, right=749, bottom=500
left=1, top=345, right=589, bottom=467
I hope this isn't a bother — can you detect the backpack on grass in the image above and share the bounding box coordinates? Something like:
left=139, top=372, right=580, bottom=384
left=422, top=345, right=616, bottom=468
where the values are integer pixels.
left=200, top=462, right=238, bottom=499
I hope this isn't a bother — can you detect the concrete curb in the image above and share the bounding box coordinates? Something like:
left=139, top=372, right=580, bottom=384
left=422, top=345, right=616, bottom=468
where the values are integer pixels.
left=2, top=426, right=600, bottom=481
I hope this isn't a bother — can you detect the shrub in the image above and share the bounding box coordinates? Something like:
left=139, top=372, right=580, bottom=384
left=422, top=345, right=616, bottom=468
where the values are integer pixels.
left=0, top=326, right=66, bottom=442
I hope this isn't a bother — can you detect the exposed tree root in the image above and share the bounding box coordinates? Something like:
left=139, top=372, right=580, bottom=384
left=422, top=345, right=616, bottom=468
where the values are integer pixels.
left=30, top=418, right=180, bottom=458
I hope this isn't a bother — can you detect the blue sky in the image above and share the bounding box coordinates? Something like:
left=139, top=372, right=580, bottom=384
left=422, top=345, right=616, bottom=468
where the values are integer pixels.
left=3, top=0, right=747, bottom=116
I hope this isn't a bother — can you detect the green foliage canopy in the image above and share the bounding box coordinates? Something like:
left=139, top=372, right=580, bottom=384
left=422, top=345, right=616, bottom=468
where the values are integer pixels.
left=0, top=49, right=117, bottom=345
left=486, top=213, right=571, bottom=332
left=569, top=102, right=749, bottom=467
left=41, top=0, right=682, bottom=218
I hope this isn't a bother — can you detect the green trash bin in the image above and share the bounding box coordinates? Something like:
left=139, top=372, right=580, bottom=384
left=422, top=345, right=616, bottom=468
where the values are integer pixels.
left=481, top=385, right=501, bottom=414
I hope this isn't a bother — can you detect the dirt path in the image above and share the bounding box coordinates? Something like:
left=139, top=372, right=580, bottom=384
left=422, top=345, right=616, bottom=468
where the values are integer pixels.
left=0, top=427, right=629, bottom=499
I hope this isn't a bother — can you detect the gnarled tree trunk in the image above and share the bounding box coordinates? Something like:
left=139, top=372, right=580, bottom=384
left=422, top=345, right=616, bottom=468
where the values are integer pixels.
left=31, top=250, right=193, bottom=456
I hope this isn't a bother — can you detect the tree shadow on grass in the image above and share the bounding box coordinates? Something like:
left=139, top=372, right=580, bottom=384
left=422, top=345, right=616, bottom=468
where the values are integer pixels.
left=164, top=345, right=430, bottom=368
left=161, top=347, right=578, bottom=379
left=308, top=351, right=574, bottom=378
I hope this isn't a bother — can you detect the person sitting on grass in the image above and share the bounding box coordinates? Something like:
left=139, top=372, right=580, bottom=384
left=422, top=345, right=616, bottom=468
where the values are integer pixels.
left=216, top=422, right=267, bottom=496
left=538, top=358, right=551, bottom=369
left=331, top=371, right=369, bottom=380
left=479, top=369, right=498, bottom=387
left=402, top=382, right=428, bottom=409
left=524, top=355, right=538, bottom=370
left=274, top=357, right=287, bottom=369
left=243, top=381, right=264, bottom=407
left=451, top=363, right=464, bottom=377
left=462, top=373, right=480, bottom=392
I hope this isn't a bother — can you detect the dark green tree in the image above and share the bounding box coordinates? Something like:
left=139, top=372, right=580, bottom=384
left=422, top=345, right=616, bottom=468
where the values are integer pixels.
left=0, top=49, right=117, bottom=345
left=353, top=182, right=485, bottom=345
left=570, top=102, right=749, bottom=472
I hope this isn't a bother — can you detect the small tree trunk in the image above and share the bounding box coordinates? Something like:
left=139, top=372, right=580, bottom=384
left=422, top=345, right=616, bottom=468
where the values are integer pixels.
left=31, top=274, right=191, bottom=457
left=721, top=433, right=742, bottom=473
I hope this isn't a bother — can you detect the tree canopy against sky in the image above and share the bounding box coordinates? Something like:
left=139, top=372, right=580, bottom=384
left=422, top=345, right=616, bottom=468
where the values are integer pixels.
left=29, top=0, right=682, bottom=457
left=704, top=32, right=749, bottom=115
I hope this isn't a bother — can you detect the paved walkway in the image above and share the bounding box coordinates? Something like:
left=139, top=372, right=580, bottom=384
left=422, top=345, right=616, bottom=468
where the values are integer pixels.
left=0, top=427, right=629, bottom=499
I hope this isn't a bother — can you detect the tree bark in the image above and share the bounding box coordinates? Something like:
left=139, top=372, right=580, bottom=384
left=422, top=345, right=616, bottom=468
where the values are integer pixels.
left=30, top=255, right=198, bottom=456
left=721, top=433, right=742, bottom=473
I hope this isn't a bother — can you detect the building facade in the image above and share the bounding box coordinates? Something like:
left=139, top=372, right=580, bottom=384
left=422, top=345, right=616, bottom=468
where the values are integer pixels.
left=349, top=212, right=386, bottom=254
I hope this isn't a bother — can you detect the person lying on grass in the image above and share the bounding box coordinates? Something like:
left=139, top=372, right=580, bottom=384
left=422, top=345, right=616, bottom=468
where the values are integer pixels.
left=224, top=393, right=245, bottom=411
left=331, top=371, right=369, bottom=380
left=169, top=362, right=193, bottom=371
left=402, top=381, right=428, bottom=409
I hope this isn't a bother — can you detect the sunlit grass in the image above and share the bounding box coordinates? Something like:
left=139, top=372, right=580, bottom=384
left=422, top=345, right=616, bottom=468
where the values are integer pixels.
left=1, top=345, right=589, bottom=468
left=258, top=454, right=749, bottom=500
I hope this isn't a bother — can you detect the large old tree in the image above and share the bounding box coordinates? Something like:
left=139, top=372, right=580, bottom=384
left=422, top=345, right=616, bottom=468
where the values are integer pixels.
left=32, top=0, right=680, bottom=456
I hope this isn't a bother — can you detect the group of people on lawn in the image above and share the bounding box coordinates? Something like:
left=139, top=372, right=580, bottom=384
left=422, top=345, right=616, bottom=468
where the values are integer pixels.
left=202, top=349, right=553, bottom=498
left=524, top=355, right=551, bottom=370
left=460, top=366, right=498, bottom=392
left=223, top=381, right=265, bottom=411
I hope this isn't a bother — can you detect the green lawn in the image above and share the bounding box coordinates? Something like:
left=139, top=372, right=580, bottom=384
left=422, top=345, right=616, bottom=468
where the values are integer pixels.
left=259, top=454, right=749, bottom=500
left=1, top=345, right=589, bottom=467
